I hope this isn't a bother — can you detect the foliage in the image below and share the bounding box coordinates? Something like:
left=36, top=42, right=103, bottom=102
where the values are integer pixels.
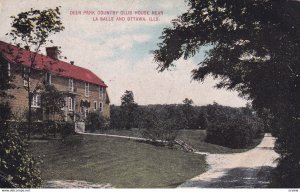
left=60, top=122, right=75, bottom=139
left=204, top=103, right=263, bottom=148
left=111, top=103, right=261, bottom=132
left=0, top=127, right=41, bottom=188
left=139, top=107, right=180, bottom=143
left=40, top=84, right=65, bottom=121
left=257, top=108, right=274, bottom=134
left=0, top=101, right=41, bottom=187
left=8, top=7, right=65, bottom=140
left=85, top=112, right=106, bottom=132
left=153, top=0, right=300, bottom=186
left=120, top=90, right=138, bottom=129
left=9, top=7, right=64, bottom=46
left=197, top=111, right=209, bottom=130
left=0, top=43, right=41, bottom=187
left=182, top=98, right=193, bottom=105
left=109, top=105, right=125, bottom=129
left=181, top=98, right=196, bottom=129
left=0, top=102, right=12, bottom=125
left=206, top=113, right=263, bottom=149
left=270, top=155, right=300, bottom=188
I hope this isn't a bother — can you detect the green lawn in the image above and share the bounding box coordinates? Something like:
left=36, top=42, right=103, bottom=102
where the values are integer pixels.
left=96, top=129, right=264, bottom=154
left=29, top=134, right=207, bottom=188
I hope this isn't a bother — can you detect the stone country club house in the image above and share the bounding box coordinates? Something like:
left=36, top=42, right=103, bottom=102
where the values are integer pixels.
left=0, top=41, right=110, bottom=123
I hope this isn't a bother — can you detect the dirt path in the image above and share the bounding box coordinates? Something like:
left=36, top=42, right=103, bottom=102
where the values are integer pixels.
left=43, top=180, right=112, bottom=188
left=179, top=133, right=279, bottom=188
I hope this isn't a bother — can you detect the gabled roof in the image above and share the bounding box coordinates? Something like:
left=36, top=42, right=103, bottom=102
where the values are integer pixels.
left=0, top=41, right=107, bottom=87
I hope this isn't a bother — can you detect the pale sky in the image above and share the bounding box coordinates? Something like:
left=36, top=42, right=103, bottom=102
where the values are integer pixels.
left=0, top=0, right=248, bottom=107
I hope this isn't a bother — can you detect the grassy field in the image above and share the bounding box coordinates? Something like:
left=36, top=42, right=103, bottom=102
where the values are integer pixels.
left=29, top=134, right=207, bottom=188
left=96, top=129, right=264, bottom=154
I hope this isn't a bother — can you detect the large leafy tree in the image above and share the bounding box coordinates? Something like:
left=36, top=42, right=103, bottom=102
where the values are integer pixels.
left=120, top=90, right=138, bottom=129
left=154, top=0, right=300, bottom=187
left=8, top=7, right=65, bottom=140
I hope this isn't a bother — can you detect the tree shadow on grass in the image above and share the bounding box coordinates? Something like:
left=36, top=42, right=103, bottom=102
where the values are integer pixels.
left=180, top=166, right=275, bottom=188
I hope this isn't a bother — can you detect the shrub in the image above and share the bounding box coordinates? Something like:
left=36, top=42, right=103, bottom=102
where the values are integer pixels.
left=206, top=113, right=264, bottom=148
left=0, top=102, right=12, bottom=124
left=60, top=122, right=75, bottom=139
left=139, top=109, right=179, bottom=143
left=85, top=112, right=106, bottom=132
left=270, top=155, right=300, bottom=187
left=0, top=128, right=41, bottom=187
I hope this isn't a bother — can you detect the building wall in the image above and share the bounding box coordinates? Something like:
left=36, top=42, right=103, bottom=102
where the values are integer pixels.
left=3, top=60, right=110, bottom=122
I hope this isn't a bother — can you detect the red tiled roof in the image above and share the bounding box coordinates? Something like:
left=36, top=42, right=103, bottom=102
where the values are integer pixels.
left=0, top=41, right=107, bottom=87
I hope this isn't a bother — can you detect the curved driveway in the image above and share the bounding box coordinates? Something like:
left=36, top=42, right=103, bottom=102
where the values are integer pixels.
left=179, top=134, right=279, bottom=188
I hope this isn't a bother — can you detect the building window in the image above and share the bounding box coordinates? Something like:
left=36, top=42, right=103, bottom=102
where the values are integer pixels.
left=8, top=63, right=10, bottom=77
left=23, top=67, right=30, bottom=86
left=99, top=102, right=103, bottom=112
left=85, top=82, right=89, bottom=97
left=45, top=72, right=51, bottom=85
left=94, top=101, right=97, bottom=110
left=81, top=106, right=88, bottom=118
left=99, top=86, right=106, bottom=99
left=31, top=94, right=41, bottom=108
left=69, top=79, right=73, bottom=92
left=68, top=97, right=73, bottom=111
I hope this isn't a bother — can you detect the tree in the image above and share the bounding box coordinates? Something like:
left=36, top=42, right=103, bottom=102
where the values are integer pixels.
left=40, top=84, right=65, bottom=121
left=153, top=0, right=300, bottom=187
left=8, top=7, right=65, bottom=140
left=181, top=98, right=195, bottom=129
left=0, top=55, right=41, bottom=187
left=182, top=98, right=193, bottom=105
left=197, top=111, right=209, bottom=130
left=120, top=90, right=138, bottom=129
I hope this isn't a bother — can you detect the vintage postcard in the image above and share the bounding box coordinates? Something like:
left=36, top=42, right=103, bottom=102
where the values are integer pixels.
left=0, top=0, right=299, bottom=189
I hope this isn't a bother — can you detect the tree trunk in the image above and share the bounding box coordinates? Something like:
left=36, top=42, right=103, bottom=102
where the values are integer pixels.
left=27, top=90, right=32, bottom=140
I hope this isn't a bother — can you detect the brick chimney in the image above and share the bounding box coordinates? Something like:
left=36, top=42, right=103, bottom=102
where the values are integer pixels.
left=46, top=47, right=59, bottom=59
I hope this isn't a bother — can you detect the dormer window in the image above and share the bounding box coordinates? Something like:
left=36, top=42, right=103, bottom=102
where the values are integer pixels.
left=69, top=78, right=74, bottom=92
left=85, top=82, right=89, bottom=97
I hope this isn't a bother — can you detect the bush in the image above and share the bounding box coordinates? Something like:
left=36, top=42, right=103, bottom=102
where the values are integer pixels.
left=60, top=122, right=75, bottom=139
left=270, top=155, right=300, bottom=187
left=206, top=113, right=264, bottom=148
left=85, top=112, right=107, bottom=132
left=139, top=109, right=179, bottom=143
left=0, top=128, right=41, bottom=187
left=0, top=102, right=12, bottom=124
